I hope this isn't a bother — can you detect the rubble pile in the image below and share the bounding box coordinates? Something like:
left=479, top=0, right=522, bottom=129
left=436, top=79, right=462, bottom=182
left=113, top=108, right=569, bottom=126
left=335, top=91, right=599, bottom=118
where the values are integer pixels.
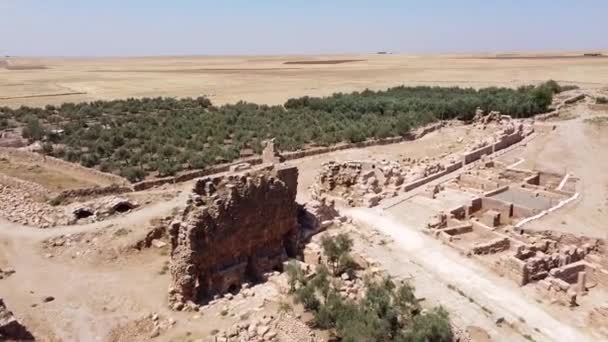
left=469, top=112, right=534, bottom=151
left=311, top=160, right=405, bottom=207
left=0, top=179, right=67, bottom=228
left=213, top=315, right=281, bottom=342
left=299, top=196, right=344, bottom=234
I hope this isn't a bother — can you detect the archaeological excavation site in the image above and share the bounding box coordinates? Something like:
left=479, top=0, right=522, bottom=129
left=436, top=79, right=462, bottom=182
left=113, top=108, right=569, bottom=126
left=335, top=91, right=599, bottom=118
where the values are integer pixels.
left=1, top=72, right=608, bottom=342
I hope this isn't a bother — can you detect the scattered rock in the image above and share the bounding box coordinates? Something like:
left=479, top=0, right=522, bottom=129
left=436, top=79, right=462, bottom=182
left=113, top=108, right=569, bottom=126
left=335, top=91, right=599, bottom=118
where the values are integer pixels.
left=42, top=296, right=55, bottom=303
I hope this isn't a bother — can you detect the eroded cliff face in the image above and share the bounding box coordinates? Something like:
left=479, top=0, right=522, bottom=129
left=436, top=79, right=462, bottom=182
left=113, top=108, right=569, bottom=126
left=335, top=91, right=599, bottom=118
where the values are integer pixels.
left=168, top=165, right=299, bottom=307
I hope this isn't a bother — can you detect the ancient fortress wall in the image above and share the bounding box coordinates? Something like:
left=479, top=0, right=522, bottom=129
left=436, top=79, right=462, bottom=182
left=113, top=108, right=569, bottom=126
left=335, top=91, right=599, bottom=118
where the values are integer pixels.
left=168, top=164, right=300, bottom=307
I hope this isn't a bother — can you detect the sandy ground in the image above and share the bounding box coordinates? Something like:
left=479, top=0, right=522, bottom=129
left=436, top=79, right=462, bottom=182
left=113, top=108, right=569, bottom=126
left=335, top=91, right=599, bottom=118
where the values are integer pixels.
left=2, top=53, right=608, bottom=108
left=496, top=99, right=608, bottom=238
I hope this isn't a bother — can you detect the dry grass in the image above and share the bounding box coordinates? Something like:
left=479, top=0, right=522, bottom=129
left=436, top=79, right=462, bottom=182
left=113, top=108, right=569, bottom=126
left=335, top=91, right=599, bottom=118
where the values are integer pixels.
left=0, top=158, right=101, bottom=192
left=584, top=116, right=608, bottom=126
left=1, top=52, right=608, bottom=108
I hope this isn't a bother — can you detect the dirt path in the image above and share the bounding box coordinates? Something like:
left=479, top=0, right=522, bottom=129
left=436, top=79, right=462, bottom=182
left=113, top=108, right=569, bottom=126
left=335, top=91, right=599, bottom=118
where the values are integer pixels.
left=346, top=207, right=596, bottom=342
left=0, top=186, right=191, bottom=341
left=0, top=185, right=190, bottom=241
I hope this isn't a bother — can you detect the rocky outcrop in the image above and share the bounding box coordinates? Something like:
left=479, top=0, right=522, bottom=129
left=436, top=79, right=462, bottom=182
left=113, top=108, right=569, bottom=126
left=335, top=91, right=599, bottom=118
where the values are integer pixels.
left=168, top=164, right=300, bottom=307
left=0, top=298, right=34, bottom=340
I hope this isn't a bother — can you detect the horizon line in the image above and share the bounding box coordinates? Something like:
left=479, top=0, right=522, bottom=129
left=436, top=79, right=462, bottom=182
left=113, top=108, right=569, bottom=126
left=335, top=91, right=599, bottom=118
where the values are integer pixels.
left=3, top=48, right=607, bottom=60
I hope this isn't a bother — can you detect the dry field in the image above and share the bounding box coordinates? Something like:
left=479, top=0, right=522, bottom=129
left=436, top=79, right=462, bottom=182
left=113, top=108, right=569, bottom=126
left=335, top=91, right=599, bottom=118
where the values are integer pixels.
left=2, top=52, right=608, bottom=108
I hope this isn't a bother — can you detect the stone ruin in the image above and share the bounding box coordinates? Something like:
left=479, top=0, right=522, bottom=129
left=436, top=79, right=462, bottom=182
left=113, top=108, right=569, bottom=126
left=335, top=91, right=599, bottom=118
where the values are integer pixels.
left=429, top=206, right=608, bottom=306
left=262, top=138, right=284, bottom=164
left=0, top=298, right=33, bottom=340
left=298, top=196, right=343, bottom=239
left=310, top=160, right=405, bottom=207
left=69, top=196, right=138, bottom=223
left=311, top=158, right=453, bottom=207
left=422, top=159, right=608, bottom=307
left=168, top=164, right=300, bottom=308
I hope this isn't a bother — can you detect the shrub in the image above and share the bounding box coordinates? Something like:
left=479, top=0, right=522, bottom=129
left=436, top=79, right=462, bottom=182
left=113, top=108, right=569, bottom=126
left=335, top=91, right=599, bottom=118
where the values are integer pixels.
left=321, top=233, right=355, bottom=276
left=41, top=142, right=53, bottom=155
left=120, top=167, right=146, bottom=182
left=402, top=307, right=453, bottom=342
left=21, top=115, right=45, bottom=141
left=596, top=96, right=608, bottom=104
left=285, top=260, right=305, bottom=293
left=295, top=282, right=320, bottom=311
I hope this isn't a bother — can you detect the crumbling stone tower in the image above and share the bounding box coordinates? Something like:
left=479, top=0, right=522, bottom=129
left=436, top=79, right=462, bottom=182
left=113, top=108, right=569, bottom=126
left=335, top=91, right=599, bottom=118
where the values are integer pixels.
left=168, top=164, right=299, bottom=307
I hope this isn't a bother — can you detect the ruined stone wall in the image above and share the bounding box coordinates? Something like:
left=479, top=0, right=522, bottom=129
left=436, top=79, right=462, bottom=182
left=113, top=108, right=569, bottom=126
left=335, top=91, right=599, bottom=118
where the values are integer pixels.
left=512, top=204, right=536, bottom=218
left=492, top=131, right=524, bottom=152
left=586, top=263, right=608, bottom=289
left=168, top=165, right=299, bottom=307
left=463, top=145, right=494, bottom=164
left=402, top=162, right=461, bottom=192
left=471, top=237, right=510, bottom=255
left=458, top=174, right=501, bottom=192
left=497, top=255, right=528, bottom=285
left=480, top=197, right=513, bottom=219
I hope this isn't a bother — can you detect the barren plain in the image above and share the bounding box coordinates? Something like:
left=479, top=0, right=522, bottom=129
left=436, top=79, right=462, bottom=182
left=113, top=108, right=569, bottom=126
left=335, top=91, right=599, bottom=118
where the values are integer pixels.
left=2, top=52, right=608, bottom=108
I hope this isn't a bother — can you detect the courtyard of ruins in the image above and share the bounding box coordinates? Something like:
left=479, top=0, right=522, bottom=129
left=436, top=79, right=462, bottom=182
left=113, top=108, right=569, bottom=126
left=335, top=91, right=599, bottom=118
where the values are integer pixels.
left=1, top=55, right=608, bottom=341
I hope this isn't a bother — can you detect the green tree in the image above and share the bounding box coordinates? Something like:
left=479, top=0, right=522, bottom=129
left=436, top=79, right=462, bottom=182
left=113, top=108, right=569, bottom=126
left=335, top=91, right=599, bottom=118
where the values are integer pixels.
left=120, top=166, right=146, bottom=182
left=22, top=116, right=45, bottom=141
left=402, top=307, right=453, bottom=342
left=321, top=233, right=355, bottom=276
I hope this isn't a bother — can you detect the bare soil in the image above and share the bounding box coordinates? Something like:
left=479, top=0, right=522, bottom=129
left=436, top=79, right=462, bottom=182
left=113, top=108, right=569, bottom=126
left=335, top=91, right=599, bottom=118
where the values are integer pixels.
left=2, top=51, right=607, bottom=108
left=496, top=99, right=608, bottom=237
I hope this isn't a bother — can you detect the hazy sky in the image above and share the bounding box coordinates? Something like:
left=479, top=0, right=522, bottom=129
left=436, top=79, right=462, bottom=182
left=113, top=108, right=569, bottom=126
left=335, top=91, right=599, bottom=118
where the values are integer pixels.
left=1, top=0, right=606, bottom=56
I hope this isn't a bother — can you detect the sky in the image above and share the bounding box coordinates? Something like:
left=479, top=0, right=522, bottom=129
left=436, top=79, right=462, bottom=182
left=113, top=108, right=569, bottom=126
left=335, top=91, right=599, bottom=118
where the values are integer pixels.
left=1, top=0, right=607, bottom=57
